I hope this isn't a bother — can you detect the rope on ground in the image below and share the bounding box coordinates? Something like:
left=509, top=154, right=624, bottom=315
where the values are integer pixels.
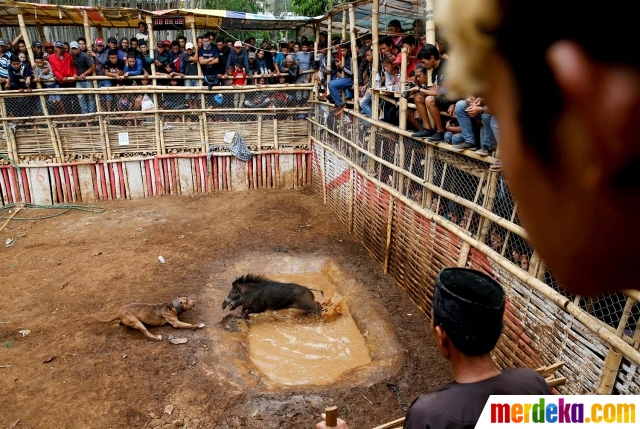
left=0, top=203, right=105, bottom=221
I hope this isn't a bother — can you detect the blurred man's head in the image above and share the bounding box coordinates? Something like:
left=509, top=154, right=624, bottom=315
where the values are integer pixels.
left=108, top=50, right=119, bottom=64
left=440, top=0, right=640, bottom=295
left=432, top=268, right=505, bottom=359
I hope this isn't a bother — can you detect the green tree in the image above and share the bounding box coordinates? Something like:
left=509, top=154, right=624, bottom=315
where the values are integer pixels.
left=204, top=0, right=270, bottom=42
left=290, top=0, right=336, bottom=17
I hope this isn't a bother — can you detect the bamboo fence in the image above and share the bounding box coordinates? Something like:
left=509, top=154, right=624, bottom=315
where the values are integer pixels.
left=309, top=102, right=640, bottom=396
left=0, top=85, right=313, bottom=164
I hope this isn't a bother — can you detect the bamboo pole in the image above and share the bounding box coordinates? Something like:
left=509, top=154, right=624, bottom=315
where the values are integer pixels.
left=341, top=12, right=347, bottom=41
left=36, top=24, right=46, bottom=44
left=146, top=16, right=157, bottom=86
left=0, top=99, right=15, bottom=162
left=321, top=146, right=327, bottom=204
left=17, top=14, right=35, bottom=69
left=190, top=21, right=203, bottom=77
left=326, top=15, right=332, bottom=86
left=96, top=26, right=103, bottom=41
left=82, top=10, right=98, bottom=93
left=369, top=0, right=380, bottom=175
left=274, top=119, right=279, bottom=149
left=312, top=135, right=640, bottom=367
left=348, top=168, right=354, bottom=232
left=596, top=297, right=636, bottom=394
left=478, top=169, right=500, bottom=242
left=103, top=119, right=112, bottom=160
left=348, top=4, right=359, bottom=108
left=39, top=94, right=61, bottom=162
left=383, top=196, right=395, bottom=273
left=314, top=24, right=320, bottom=99
left=396, top=47, right=408, bottom=194
left=426, top=0, right=436, bottom=45
left=257, top=115, right=262, bottom=151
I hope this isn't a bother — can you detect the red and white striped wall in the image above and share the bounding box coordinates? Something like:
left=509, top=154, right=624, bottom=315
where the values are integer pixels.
left=0, top=151, right=312, bottom=205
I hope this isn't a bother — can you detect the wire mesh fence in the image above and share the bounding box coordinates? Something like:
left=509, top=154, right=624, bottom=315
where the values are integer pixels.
left=311, top=101, right=640, bottom=388
left=0, top=84, right=314, bottom=164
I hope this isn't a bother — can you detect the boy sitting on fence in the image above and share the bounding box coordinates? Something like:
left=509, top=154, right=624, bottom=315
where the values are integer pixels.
left=33, top=53, right=64, bottom=115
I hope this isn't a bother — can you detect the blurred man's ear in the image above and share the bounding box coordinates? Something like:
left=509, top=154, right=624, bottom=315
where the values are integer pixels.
left=547, top=41, right=640, bottom=193
left=433, top=325, right=452, bottom=360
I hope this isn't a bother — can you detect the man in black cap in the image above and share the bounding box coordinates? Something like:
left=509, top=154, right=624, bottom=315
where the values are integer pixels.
left=403, top=268, right=549, bottom=428
left=317, top=268, right=549, bottom=429
left=107, top=37, right=126, bottom=61
left=32, top=41, right=43, bottom=58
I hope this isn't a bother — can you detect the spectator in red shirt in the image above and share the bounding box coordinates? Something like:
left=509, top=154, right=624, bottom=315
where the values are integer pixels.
left=48, top=40, right=77, bottom=86
left=233, top=65, right=247, bottom=108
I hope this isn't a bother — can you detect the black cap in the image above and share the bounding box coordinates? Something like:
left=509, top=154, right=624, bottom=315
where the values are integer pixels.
left=433, top=268, right=505, bottom=356
left=388, top=19, right=402, bottom=29
left=54, top=40, right=64, bottom=48
left=32, top=41, right=42, bottom=48
left=107, top=37, right=118, bottom=44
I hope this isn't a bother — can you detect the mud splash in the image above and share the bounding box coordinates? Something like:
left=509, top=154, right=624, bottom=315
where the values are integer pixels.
left=247, top=273, right=371, bottom=387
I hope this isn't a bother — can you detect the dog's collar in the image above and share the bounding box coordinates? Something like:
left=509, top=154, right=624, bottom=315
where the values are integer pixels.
left=172, top=299, right=184, bottom=314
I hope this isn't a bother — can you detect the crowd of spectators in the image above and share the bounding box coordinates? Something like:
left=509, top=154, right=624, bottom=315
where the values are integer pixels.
left=0, top=21, right=318, bottom=117
left=314, top=19, right=501, bottom=169
left=0, top=19, right=499, bottom=166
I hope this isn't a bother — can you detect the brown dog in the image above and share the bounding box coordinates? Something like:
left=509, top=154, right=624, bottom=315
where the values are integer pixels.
left=92, top=296, right=205, bottom=341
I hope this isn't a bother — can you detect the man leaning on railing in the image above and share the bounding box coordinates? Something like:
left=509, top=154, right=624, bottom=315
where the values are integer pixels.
left=0, top=38, right=10, bottom=88
left=70, top=41, right=96, bottom=114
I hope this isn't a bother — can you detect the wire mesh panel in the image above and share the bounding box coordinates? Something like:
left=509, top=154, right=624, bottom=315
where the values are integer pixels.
left=310, top=99, right=640, bottom=393
left=57, top=120, right=104, bottom=162
left=388, top=199, right=462, bottom=315
left=616, top=358, right=640, bottom=394
left=323, top=151, right=351, bottom=225
left=107, top=118, right=158, bottom=157
left=468, top=249, right=609, bottom=394
left=352, top=171, right=391, bottom=264
left=0, top=122, right=8, bottom=162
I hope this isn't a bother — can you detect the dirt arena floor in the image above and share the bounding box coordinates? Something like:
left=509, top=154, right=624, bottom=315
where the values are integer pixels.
left=0, top=188, right=451, bottom=429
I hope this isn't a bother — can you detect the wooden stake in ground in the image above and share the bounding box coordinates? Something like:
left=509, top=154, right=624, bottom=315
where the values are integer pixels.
left=325, top=406, right=338, bottom=428
left=0, top=207, right=21, bottom=233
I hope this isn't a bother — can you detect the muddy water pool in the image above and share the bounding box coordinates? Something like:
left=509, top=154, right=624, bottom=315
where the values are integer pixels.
left=247, top=272, right=372, bottom=386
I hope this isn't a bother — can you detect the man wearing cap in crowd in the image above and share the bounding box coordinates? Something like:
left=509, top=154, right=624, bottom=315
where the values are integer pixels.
left=88, top=38, right=110, bottom=88
left=107, top=37, right=126, bottom=61
left=0, top=39, right=11, bottom=89
left=317, top=268, right=550, bottom=429
left=70, top=40, right=96, bottom=114
left=48, top=40, right=76, bottom=86
left=181, top=42, right=200, bottom=109
left=154, top=40, right=170, bottom=68
left=43, top=42, right=54, bottom=61
left=32, top=41, right=43, bottom=58
left=226, top=41, right=252, bottom=78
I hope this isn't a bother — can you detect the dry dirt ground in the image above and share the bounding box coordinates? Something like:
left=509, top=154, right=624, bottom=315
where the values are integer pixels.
left=0, top=188, right=451, bottom=429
